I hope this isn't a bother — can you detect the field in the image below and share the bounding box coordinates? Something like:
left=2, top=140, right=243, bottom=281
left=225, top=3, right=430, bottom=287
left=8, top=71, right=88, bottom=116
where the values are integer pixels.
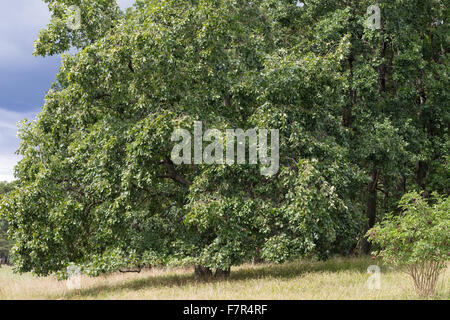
left=1, top=257, right=448, bottom=300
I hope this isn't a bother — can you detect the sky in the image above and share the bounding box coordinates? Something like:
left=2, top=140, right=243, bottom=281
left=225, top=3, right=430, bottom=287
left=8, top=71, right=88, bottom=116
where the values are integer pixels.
left=0, top=0, right=135, bottom=182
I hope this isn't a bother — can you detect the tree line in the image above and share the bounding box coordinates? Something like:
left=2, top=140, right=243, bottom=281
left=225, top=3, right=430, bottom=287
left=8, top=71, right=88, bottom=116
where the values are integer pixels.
left=0, top=0, right=448, bottom=278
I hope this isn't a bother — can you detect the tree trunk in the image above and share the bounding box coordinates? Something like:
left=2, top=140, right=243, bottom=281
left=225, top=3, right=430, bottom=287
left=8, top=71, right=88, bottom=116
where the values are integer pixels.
left=416, top=161, right=429, bottom=190
left=378, top=22, right=386, bottom=95
left=362, top=18, right=386, bottom=254
left=343, top=56, right=355, bottom=128
left=416, top=78, right=429, bottom=195
left=252, top=247, right=264, bottom=265
left=214, top=268, right=231, bottom=279
left=343, top=3, right=356, bottom=129
left=362, top=168, right=378, bottom=254
left=194, top=265, right=212, bottom=280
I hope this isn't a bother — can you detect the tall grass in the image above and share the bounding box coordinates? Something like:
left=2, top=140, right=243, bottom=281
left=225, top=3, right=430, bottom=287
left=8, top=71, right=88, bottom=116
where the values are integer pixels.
left=1, top=257, right=448, bottom=300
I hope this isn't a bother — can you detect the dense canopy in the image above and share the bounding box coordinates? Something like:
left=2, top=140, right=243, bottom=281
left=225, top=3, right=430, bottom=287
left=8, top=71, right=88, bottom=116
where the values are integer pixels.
left=0, top=0, right=448, bottom=277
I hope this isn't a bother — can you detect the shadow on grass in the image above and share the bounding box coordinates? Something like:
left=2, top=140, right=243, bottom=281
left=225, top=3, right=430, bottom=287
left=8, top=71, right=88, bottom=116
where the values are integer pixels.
left=64, top=257, right=387, bottom=298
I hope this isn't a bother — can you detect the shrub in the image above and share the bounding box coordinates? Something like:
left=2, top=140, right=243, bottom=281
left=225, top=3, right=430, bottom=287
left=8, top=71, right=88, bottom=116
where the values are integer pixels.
left=367, top=191, right=449, bottom=297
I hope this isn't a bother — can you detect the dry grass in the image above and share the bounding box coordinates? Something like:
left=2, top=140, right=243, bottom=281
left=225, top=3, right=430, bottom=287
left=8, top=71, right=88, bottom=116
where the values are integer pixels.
left=0, top=257, right=448, bottom=300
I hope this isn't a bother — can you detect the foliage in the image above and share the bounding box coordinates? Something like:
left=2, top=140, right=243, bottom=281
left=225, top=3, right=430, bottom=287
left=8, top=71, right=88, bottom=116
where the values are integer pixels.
left=0, top=181, right=17, bottom=261
left=34, top=0, right=122, bottom=56
left=0, top=0, right=448, bottom=278
left=367, top=191, right=449, bottom=296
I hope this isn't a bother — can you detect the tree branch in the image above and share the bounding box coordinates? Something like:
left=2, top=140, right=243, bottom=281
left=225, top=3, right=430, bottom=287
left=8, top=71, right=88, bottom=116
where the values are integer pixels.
left=159, top=157, right=192, bottom=186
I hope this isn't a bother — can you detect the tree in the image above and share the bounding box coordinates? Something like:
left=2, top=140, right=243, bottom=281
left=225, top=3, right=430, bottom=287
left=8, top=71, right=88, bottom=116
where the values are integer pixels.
left=283, top=0, right=449, bottom=254
left=0, top=0, right=448, bottom=278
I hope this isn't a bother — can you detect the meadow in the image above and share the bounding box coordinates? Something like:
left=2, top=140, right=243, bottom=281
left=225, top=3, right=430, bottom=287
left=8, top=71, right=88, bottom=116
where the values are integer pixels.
left=1, top=257, right=448, bottom=300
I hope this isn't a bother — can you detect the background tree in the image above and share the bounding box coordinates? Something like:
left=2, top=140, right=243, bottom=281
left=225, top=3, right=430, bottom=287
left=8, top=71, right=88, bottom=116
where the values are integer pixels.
left=0, top=181, right=17, bottom=264
left=281, top=0, right=449, bottom=253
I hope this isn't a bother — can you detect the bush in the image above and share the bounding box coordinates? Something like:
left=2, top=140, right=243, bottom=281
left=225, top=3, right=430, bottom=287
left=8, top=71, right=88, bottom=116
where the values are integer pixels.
left=367, top=191, right=449, bottom=297
left=0, top=181, right=16, bottom=264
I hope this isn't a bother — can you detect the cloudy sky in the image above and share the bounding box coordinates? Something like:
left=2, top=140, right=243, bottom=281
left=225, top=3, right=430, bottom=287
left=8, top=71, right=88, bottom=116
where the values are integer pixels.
left=0, top=0, right=135, bottom=181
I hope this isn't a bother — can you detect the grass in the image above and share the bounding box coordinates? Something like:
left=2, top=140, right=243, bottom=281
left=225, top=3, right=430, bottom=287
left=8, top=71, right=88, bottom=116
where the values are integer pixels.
left=0, top=257, right=448, bottom=300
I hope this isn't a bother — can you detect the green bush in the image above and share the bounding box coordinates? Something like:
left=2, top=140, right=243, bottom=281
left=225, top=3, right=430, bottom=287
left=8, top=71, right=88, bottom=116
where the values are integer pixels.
left=367, top=192, right=449, bottom=297
left=0, top=181, right=17, bottom=264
